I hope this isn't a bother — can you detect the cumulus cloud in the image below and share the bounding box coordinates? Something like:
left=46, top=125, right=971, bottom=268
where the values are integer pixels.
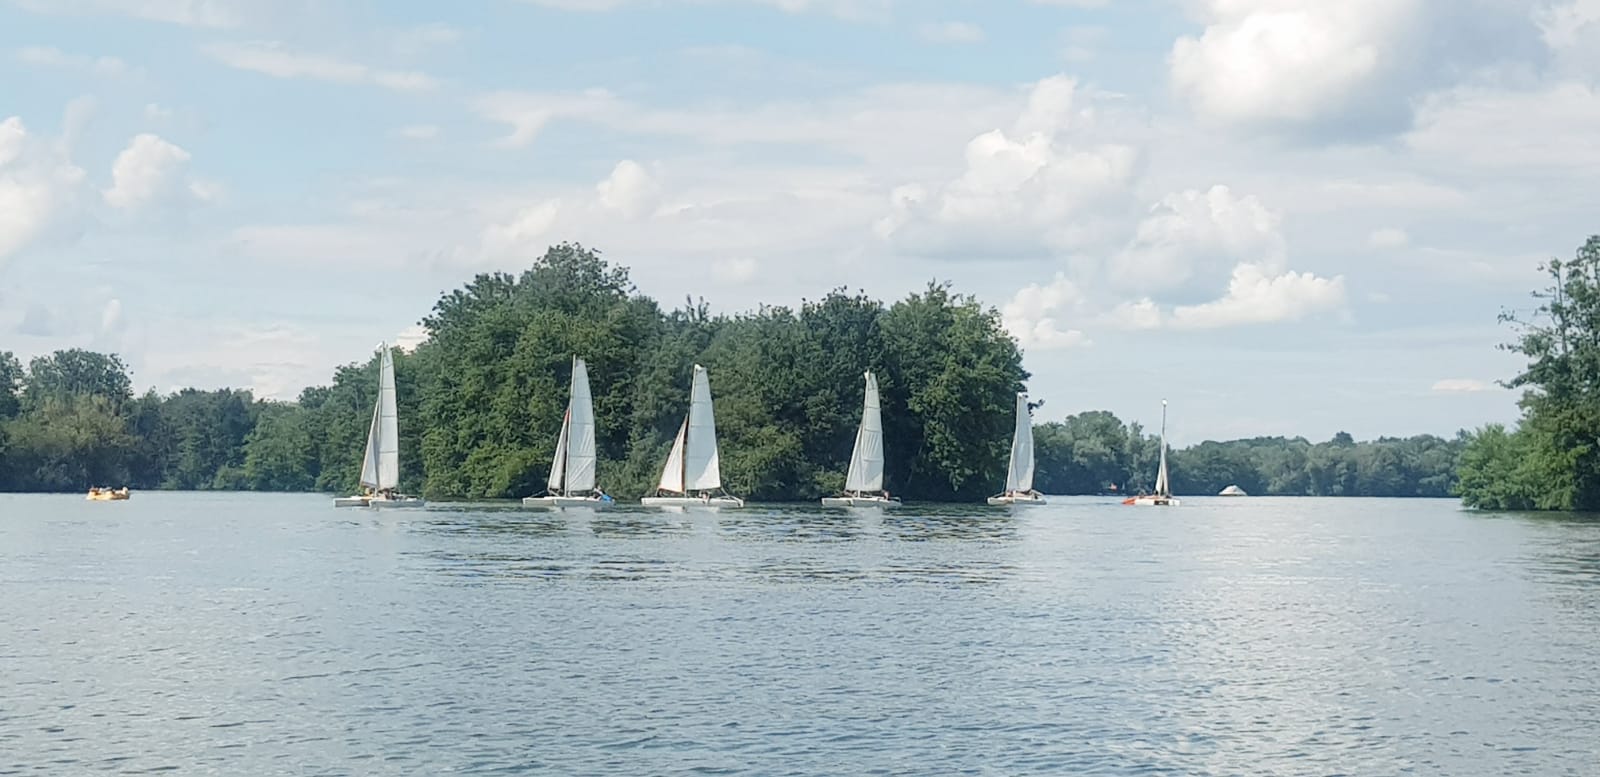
left=103, top=133, right=205, bottom=210
left=876, top=75, right=1139, bottom=259
left=596, top=160, right=661, bottom=219
left=1168, top=264, right=1346, bottom=330
left=1110, top=184, right=1285, bottom=297
left=0, top=116, right=88, bottom=266
left=1001, top=274, right=1093, bottom=351
left=1432, top=378, right=1494, bottom=393
left=1169, top=0, right=1543, bottom=135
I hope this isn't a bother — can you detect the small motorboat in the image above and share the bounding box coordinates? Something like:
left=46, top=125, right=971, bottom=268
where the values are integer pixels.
left=86, top=487, right=131, bottom=501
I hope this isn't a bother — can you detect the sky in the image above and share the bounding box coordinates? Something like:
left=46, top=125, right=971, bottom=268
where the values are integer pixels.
left=1, top=0, right=1594, bottom=444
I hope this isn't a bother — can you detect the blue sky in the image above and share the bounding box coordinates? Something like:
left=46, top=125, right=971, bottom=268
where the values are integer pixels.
left=2, top=0, right=1594, bottom=443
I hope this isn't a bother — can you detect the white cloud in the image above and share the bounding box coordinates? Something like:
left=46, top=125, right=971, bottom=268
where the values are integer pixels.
left=1432, top=378, right=1494, bottom=393
left=14, top=45, right=135, bottom=77
left=1002, top=274, right=1093, bottom=350
left=1168, top=0, right=1541, bottom=135
left=1110, top=185, right=1285, bottom=296
left=1407, top=82, right=1600, bottom=176
left=395, top=324, right=429, bottom=352
left=1168, top=263, right=1346, bottom=330
left=390, top=22, right=463, bottom=55
left=201, top=41, right=439, bottom=91
left=876, top=75, right=1139, bottom=258
left=596, top=160, right=661, bottom=218
left=103, top=133, right=199, bottom=210
left=1368, top=227, right=1410, bottom=248
left=471, top=89, right=619, bottom=148
left=917, top=21, right=985, bottom=44
left=0, top=116, right=87, bottom=266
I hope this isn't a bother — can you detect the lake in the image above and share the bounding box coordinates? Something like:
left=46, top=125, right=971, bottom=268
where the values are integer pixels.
left=2, top=493, right=1597, bottom=775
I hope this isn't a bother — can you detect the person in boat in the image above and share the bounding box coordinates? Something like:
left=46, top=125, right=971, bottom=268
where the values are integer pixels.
left=595, top=488, right=613, bottom=503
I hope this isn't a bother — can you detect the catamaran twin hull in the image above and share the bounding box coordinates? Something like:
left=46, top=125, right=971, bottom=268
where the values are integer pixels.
left=987, top=491, right=1047, bottom=506
left=521, top=495, right=612, bottom=510
left=1127, top=496, right=1180, bottom=506
left=334, top=495, right=427, bottom=508
left=820, top=495, right=902, bottom=509
left=640, top=495, right=745, bottom=509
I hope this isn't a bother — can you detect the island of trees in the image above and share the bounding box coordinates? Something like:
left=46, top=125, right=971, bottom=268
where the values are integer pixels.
left=1, top=243, right=1467, bottom=501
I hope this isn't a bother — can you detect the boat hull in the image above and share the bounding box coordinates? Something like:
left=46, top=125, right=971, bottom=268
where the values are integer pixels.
left=333, top=496, right=370, bottom=508
left=1124, top=496, right=1181, bottom=506
left=987, top=492, right=1047, bottom=506
left=522, top=495, right=613, bottom=510
left=86, top=490, right=131, bottom=501
left=820, top=496, right=901, bottom=509
left=370, top=497, right=426, bottom=508
left=641, top=495, right=745, bottom=509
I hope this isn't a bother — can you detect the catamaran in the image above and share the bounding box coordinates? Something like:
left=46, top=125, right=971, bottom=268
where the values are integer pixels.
left=523, top=356, right=613, bottom=510
left=335, top=344, right=425, bottom=508
left=988, top=392, right=1045, bottom=505
left=821, top=370, right=901, bottom=509
left=1125, top=399, right=1179, bottom=507
left=642, top=364, right=744, bottom=509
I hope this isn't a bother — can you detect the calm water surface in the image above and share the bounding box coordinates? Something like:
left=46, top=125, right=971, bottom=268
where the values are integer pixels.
left=2, top=494, right=1598, bottom=775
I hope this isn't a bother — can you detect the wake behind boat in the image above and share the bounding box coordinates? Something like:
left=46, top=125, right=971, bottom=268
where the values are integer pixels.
left=822, top=370, right=901, bottom=509
left=335, top=344, right=425, bottom=508
left=1125, top=399, right=1179, bottom=507
left=523, top=356, right=614, bottom=510
left=988, top=392, right=1045, bottom=506
left=642, top=364, right=744, bottom=509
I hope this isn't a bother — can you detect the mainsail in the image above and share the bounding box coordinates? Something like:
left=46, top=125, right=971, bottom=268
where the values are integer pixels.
left=1005, top=392, right=1035, bottom=493
left=1154, top=399, right=1170, bottom=497
left=358, top=345, right=400, bottom=491
left=563, top=357, right=597, bottom=493
left=844, top=371, right=885, bottom=493
left=683, top=365, right=721, bottom=491
left=655, top=364, right=723, bottom=494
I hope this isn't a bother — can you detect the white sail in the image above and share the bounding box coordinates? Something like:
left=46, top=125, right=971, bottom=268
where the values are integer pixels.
left=683, top=364, right=721, bottom=491
left=359, top=345, right=400, bottom=491
left=547, top=408, right=570, bottom=492
left=1154, top=399, right=1170, bottom=497
left=563, top=357, right=598, bottom=493
left=657, top=420, right=687, bottom=493
left=358, top=401, right=381, bottom=490
left=844, top=371, right=885, bottom=493
left=1005, top=392, right=1035, bottom=493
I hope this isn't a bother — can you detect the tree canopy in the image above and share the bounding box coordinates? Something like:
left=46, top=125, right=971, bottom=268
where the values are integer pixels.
left=1458, top=235, right=1600, bottom=510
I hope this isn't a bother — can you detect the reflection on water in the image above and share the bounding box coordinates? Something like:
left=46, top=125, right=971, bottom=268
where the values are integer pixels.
left=4, top=493, right=1600, bottom=775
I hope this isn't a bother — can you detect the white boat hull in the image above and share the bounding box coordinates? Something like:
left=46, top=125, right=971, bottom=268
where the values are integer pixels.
left=987, top=492, right=1047, bottom=506
left=333, top=496, right=370, bottom=508
left=640, top=495, right=745, bottom=509
left=1127, top=496, right=1181, bottom=506
left=821, top=496, right=902, bottom=509
left=370, top=496, right=426, bottom=508
left=522, top=495, right=613, bottom=510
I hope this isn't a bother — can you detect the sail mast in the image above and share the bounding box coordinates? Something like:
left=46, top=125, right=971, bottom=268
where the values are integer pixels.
left=1155, top=399, right=1169, bottom=497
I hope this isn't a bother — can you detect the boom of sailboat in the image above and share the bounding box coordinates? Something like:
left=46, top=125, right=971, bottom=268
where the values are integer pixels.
left=331, top=347, right=1185, bottom=508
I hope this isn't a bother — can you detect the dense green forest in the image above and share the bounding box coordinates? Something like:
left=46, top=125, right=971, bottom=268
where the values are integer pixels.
left=1457, top=236, right=1600, bottom=511
left=0, top=243, right=1465, bottom=501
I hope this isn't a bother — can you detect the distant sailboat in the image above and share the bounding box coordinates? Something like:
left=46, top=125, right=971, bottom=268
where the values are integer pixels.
left=523, top=356, right=613, bottom=510
left=335, top=344, right=425, bottom=508
left=642, top=364, right=744, bottom=509
left=821, top=371, right=901, bottom=509
left=988, top=392, right=1045, bottom=506
left=1125, top=399, right=1179, bottom=507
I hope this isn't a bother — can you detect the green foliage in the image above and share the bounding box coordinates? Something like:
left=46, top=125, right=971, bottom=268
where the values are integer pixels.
left=1460, top=235, right=1600, bottom=511
left=1032, top=413, right=1463, bottom=497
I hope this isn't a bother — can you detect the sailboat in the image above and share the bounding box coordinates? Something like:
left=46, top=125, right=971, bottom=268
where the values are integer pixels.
left=334, top=344, right=425, bottom=508
left=988, top=392, right=1045, bottom=506
left=642, top=364, right=744, bottom=509
left=821, top=370, right=901, bottom=509
left=1124, top=398, right=1179, bottom=507
left=522, top=356, right=613, bottom=510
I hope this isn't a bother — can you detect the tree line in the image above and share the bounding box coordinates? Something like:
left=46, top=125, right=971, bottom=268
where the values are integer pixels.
left=0, top=243, right=1466, bottom=500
